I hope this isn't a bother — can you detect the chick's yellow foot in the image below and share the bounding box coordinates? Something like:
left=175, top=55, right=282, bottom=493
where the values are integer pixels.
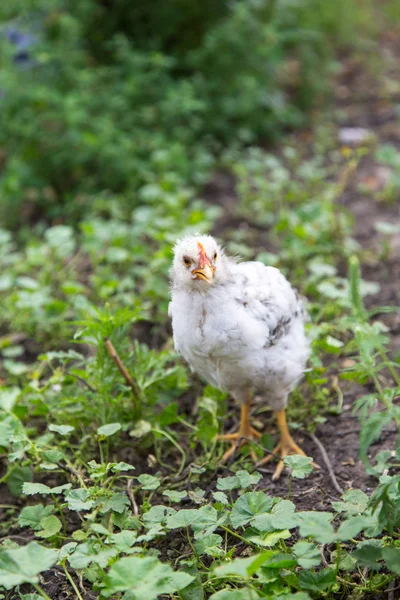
left=217, top=401, right=261, bottom=463
left=256, top=409, right=319, bottom=481
left=218, top=428, right=261, bottom=464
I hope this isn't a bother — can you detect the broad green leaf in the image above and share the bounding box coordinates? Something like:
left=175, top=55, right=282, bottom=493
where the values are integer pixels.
left=102, top=556, right=194, bottom=599
left=216, top=474, right=240, bottom=491
left=216, top=470, right=261, bottom=492
left=382, top=546, right=400, bottom=574
left=209, top=589, right=259, bottom=600
left=0, top=387, right=20, bottom=411
left=352, top=540, right=383, bottom=570
left=111, top=462, right=135, bottom=472
left=261, top=552, right=297, bottom=569
left=99, top=492, right=130, bottom=514
left=23, top=482, right=72, bottom=496
left=137, top=474, right=160, bottom=490
left=129, top=420, right=152, bottom=438
left=243, top=527, right=291, bottom=547
left=66, top=488, right=94, bottom=511
left=284, top=455, right=313, bottom=479
left=163, top=490, right=187, bottom=502
left=192, top=505, right=225, bottom=539
left=331, top=489, right=369, bottom=515
left=194, top=534, right=223, bottom=557
left=43, top=449, right=64, bottom=463
left=179, top=562, right=204, bottom=600
left=298, top=568, right=336, bottom=591
left=212, top=492, right=229, bottom=505
left=49, top=424, right=75, bottom=435
left=97, top=422, right=121, bottom=437
left=359, top=412, right=392, bottom=462
left=109, top=531, right=137, bottom=553
left=215, top=552, right=274, bottom=579
left=18, top=504, right=54, bottom=530
left=36, top=515, right=62, bottom=538
left=253, top=500, right=297, bottom=532
left=7, top=466, right=32, bottom=497
left=143, top=505, right=176, bottom=528
left=293, top=541, right=321, bottom=569
left=230, top=492, right=273, bottom=528
left=22, top=483, right=51, bottom=496
left=297, top=511, right=336, bottom=543
left=68, top=542, right=117, bottom=569
left=336, top=515, right=371, bottom=541
left=20, top=595, right=43, bottom=600
left=90, top=523, right=111, bottom=535
left=166, top=509, right=199, bottom=529
left=0, top=542, right=57, bottom=589
left=59, top=542, right=78, bottom=560
left=235, top=470, right=262, bottom=488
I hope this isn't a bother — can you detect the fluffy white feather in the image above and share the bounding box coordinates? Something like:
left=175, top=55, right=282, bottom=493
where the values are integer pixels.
left=169, top=234, right=310, bottom=411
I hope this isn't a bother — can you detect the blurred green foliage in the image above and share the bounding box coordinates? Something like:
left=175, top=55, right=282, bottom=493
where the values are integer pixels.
left=0, top=0, right=376, bottom=228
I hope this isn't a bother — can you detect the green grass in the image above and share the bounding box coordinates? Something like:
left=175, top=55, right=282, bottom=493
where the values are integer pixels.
left=0, top=127, right=399, bottom=598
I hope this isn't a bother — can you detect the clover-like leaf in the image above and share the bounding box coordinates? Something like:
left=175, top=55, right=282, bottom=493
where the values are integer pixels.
left=214, top=552, right=274, bottom=579
left=243, top=527, right=291, bottom=547
left=352, top=540, right=383, bottom=570
left=212, top=491, right=229, bottom=505
left=284, top=455, right=313, bottom=479
left=66, top=488, right=94, bottom=511
left=253, top=499, right=297, bottom=532
left=18, top=504, right=54, bottom=531
left=297, top=511, right=336, bottom=543
left=382, top=546, right=400, bottom=575
left=293, top=541, right=321, bottom=569
left=0, top=542, right=57, bottom=589
left=102, top=556, right=193, bottom=599
left=35, top=515, right=62, bottom=538
left=108, top=531, right=137, bottom=553
left=111, top=462, right=135, bottom=473
left=216, top=470, right=261, bottom=492
left=99, top=492, right=130, bottom=514
left=298, top=568, right=336, bottom=591
left=163, top=490, right=187, bottom=502
left=166, top=509, right=199, bottom=529
left=194, top=534, right=223, bottom=557
left=68, top=542, right=117, bottom=569
left=137, top=474, right=160, bottom=490
left=230, top=492, right=273, bottom=528
left=332, top=489, right=369, bottom=515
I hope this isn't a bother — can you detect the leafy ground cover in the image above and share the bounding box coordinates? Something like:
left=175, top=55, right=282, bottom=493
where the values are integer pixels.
left=1, top=4, right=400, bottom=600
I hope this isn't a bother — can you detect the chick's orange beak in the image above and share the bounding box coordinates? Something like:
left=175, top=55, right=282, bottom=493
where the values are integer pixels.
left=193, top=242, right=215, bottom=283
left=193, top=263, right=214, bottom=283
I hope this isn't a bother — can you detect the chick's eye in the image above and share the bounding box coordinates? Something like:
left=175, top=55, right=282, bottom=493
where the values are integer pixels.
left=183, top=256, right=192, bottom=267
left=213, top=252, right=218, bottom=261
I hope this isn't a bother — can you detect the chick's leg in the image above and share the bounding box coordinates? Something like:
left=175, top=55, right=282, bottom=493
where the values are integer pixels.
left=257, top=409, right=308, bottom=480
left=218, top=395, right=261, bottom=463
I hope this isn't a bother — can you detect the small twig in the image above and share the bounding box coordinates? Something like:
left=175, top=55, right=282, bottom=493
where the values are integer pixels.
left=104, top=338, right=140, bottom=402
left=127, top=478, right=139, bottom=516
left=386, top=581, right=400, bottom=597
left=304, top=431, right=344, bottom=495
left=64, top=370, right=97, bottom=393
left=387, top=579, right=395, bottom=600
left=320, top=544, right=329, bottom=568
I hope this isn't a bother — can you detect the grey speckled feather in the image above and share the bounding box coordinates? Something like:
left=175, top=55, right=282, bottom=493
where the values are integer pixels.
left=169, top=235, right=310, bottom=410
